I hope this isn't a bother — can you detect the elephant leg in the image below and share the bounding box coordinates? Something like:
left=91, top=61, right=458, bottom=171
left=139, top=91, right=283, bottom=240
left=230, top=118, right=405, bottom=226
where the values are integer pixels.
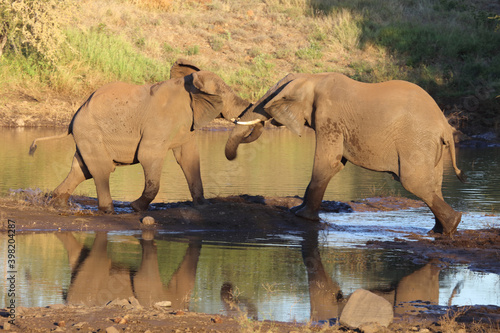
left=52, top=152, right=92, bottom=207
left=79, top=147, right=115, bottom=213
left=173, top=139, right=206, bottom=206
left=294, top=138, right=345, bottom=220
left=130, top=144, right=165, bottom=212
left=399, top=157, right=461, bottom=235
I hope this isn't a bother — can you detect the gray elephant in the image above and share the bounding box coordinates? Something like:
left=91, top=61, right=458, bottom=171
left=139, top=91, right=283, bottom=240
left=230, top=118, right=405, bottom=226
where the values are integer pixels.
left=30, top=59, right=250, bottom=213
left=225, top=73, right=467, bottom=235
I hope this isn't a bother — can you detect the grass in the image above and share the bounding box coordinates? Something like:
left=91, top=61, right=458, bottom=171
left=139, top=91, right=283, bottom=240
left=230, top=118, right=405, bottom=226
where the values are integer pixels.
left=0, top=0, right=499, bottom=134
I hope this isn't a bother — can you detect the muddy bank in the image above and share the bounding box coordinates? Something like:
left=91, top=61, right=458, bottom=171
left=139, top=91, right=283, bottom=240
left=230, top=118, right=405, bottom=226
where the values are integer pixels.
left=0, top=194, right=425, bottom=233
left=1, top=194, right=499, bottom=332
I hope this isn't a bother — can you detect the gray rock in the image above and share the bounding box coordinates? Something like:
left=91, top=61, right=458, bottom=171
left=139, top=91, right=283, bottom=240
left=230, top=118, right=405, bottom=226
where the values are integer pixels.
left=154, top=301, right=172, bottom=307
left=106, top=326, right=120, bottom=333
left=340, top=289, right=393, bottom=329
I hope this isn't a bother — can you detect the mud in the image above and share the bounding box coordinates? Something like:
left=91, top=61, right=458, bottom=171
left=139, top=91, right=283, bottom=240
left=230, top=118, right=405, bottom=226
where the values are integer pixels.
left=1, top=194, right=499, bottom=332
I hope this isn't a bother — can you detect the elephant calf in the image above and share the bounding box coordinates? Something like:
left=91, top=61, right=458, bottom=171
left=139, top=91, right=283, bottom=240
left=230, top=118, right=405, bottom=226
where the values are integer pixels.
left=30, top=59, right=250, bottom=213
left=226, top=73, right=467, bottom=235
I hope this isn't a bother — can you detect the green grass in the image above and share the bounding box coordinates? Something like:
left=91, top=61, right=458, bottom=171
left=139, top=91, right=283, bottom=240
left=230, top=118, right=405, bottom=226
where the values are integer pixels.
left=65, top=27, right=170, bottom=84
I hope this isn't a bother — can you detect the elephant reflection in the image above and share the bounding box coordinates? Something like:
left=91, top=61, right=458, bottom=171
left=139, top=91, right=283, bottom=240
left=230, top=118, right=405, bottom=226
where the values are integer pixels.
left=300, top=230, right=441, bottom=322
left=391, top=260, right=440, bottom=315
left=301, top=230, right=344, bottom=321
left=56, top=232, right=201, bottom=309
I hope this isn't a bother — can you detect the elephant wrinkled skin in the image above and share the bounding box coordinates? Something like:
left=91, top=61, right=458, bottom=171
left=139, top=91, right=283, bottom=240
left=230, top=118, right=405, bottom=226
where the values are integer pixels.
left=226, top=73, right=467, bottom=235
left=30, top=59, right=250, bottom=213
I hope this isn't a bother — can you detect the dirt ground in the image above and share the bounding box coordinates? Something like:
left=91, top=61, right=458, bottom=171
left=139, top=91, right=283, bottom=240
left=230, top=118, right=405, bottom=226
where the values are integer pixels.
left=1, top=195, right=499, bottom=332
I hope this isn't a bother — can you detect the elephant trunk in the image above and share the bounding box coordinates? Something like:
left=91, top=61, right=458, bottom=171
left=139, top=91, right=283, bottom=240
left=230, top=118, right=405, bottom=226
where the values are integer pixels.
left=225, top=124, right=253, bottom=160
left=225, top=110, right=268, bottom=160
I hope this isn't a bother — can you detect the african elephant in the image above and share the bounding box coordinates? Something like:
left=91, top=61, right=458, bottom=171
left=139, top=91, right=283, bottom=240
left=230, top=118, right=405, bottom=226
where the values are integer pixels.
left=225, top=73, right=467, bottom=235
left=29, top=59, right=250, bottom=213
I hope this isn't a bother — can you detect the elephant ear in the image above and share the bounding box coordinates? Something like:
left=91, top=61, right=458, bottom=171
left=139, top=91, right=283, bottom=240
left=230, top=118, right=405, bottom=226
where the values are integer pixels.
left=190, top=71, right=223, bottom=130
left=170, top=58, right=201, bottom=79
left=263, top=78, right=311, bottom=136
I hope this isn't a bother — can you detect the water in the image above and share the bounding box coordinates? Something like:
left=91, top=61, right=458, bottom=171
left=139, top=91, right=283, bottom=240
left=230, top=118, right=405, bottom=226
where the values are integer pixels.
left=2, top=128, right=500, bottom=212
left=0, top=231, right=499, bottom=323
left=1, top=128, right=500, bottom=322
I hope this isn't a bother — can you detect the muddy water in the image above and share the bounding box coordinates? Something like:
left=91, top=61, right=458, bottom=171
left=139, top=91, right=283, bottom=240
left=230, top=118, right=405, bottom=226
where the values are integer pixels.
left=1, top=128, right=500, bottom=321
left=0, top=231, right=499, bottom=323
left=1, top=128, right=500, bottom=212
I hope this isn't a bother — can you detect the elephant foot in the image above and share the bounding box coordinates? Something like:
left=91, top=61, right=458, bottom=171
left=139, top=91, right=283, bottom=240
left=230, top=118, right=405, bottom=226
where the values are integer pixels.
left=131, top=199, right=150, bottom=212
left=443, top=211, right=461, bottom=236
left=294, top=207, right=320, bottom=221
left=290, top=202, right=305, bottom=214
left=98, top=205, right=115, bottom=214
left=51, top=193, right=70, bottom=208
left=193, top=197, right=208, bottom=207
left=429, top=211, right=461, bottom=236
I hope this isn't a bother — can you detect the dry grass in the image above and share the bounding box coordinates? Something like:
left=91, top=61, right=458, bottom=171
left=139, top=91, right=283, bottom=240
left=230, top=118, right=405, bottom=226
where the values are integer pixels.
left=1, top=0, right=499, bottom=133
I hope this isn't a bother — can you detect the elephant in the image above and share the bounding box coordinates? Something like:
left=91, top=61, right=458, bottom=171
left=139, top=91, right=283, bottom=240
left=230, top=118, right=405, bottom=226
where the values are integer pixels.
left=29, top=59, right=250, bottom=213
left=225, top=72, right=467, bottom=235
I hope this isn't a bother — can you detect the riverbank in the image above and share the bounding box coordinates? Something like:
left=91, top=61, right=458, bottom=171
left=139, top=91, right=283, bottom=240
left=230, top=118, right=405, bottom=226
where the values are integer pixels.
left=1, top=194, right=499, bottom=332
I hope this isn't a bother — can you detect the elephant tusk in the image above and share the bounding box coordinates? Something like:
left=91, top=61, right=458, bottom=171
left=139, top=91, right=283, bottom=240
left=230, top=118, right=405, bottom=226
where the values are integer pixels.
left=233, top=118, right=262, bottom=126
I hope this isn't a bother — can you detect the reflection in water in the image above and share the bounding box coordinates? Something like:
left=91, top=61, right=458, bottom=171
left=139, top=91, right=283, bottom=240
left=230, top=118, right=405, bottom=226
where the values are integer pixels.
left=0, top=232, right=499, bottom=322
left=58, top=232, right=201, bottom=308
left=0, top=231, right=488, bottom=321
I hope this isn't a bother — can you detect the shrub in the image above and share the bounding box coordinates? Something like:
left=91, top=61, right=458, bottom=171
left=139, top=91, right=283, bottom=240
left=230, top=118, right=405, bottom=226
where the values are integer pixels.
left=0, top=0, right=73, bottom=64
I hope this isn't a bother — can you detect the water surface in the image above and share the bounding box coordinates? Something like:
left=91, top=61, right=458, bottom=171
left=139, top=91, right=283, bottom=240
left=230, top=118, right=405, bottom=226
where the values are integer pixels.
left=0, top=231, right=498, bottom=323
left=2, top=128, right=500, bottom=213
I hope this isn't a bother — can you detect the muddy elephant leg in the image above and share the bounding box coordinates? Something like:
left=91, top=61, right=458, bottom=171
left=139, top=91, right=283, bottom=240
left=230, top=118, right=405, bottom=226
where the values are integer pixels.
left=131, top=153, right=166, bottom=212
left=399, top=156, right=461, bottom=235
left=52, top=152, right=92, bottom=207
left=427, top=196, right=461, bottom=235
left=293, top=137, right=345, bottom=220
left=173, top=139, right=206, bottom=206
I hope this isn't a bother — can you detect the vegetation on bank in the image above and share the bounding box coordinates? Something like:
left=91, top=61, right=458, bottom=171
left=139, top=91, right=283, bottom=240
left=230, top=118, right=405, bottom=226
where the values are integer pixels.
left=0, top=0, right=499, bottom=135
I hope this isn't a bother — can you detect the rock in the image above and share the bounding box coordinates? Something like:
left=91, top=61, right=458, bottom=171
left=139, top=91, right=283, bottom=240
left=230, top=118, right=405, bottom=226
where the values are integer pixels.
left=3, top=322, right=11, bottom=330
left=73, top=322, right=87, bottom=328
left=106, top=298, right=130, bottom=307
left=129, top=296, right=143, bottom=309
left=154, top=301, right=172, bottom=307
left=47, top=304, right=65, bottom=310
left=56, top=320, right=66, bottom=327
left=359, top=322, right=385, bottom=333
left=142, top=216, right=155, bottom=225
left=106, top=326, right=120, bottom=333
left=340, top=289, right=394, bottom=329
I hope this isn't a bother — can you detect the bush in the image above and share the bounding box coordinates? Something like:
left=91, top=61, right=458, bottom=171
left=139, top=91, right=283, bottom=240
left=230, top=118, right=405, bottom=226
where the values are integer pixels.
left=0, top=0, right=73, bottom=64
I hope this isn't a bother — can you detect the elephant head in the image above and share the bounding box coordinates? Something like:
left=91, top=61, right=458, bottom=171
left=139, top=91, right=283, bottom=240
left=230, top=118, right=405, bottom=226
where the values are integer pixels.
left=225, top=73, right=304, bottom=160
left=170, top=59, right=251, bottom=130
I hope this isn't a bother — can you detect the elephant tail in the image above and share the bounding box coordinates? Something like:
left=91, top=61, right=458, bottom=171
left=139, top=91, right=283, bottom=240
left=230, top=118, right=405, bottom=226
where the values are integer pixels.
left=443, top=129, right=468, bottom=183
left=29, top=102, right=80, bottom=156
left=29, top=131, right=71, bottom=156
